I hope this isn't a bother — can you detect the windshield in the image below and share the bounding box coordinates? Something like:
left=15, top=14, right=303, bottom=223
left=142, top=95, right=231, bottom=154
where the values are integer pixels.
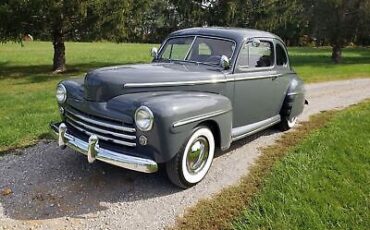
left=158, top=36, right=236, bottom=66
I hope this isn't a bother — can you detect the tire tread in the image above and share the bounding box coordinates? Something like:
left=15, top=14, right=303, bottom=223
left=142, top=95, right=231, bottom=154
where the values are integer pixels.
left=166, top=142, right=190, bottom=188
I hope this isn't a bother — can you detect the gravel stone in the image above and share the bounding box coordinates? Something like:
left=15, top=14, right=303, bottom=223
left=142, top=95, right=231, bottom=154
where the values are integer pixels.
left=1, top=79, right=370, bottom=230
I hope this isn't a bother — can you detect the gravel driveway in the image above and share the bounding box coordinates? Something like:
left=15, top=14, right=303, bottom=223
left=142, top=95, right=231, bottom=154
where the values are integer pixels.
left=1, top=79, right=370, bottom=230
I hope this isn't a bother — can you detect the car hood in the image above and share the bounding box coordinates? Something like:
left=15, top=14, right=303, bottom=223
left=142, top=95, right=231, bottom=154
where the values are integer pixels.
left=84, top=62, right=225, bottom=101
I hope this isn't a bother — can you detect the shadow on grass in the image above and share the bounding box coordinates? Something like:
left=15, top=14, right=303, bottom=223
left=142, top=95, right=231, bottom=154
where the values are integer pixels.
left=289, top=47, right=370, bottom=67
left=291, top=55, right=370, bottom=67
left=0, top=61, right=147, bottom=83
left=1, top=47, right=369, bottom=83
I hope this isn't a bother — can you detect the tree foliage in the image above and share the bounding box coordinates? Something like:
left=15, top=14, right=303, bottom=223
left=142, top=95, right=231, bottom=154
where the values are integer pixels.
left=0, top=0, right=89, bottom=71
left=308, top=0, right=370, bottom=62
left=0, top=0, right=369, bottom=70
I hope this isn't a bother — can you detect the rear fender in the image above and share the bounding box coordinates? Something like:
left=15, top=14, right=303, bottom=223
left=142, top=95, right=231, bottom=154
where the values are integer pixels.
left=282, top=77, right=306, bottom=119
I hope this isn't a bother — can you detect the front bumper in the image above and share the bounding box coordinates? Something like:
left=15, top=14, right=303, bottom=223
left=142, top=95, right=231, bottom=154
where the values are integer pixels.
left=50, top=122, right=158, bottom=173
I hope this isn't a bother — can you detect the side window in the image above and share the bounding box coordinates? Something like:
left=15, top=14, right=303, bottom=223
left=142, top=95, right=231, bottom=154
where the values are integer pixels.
left=276, top=43, right=288, bottom=66
left=236, top=40, right=274, bottom=72
left=249, top=41, right=274, bottom=68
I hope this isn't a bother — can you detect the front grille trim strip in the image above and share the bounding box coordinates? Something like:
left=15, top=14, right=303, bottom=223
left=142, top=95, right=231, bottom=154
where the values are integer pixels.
left=66, top=121, right=136, bottom=147
left=66, top=108, right=135, bottom=133
left=66, top=114, right=136, bottom=140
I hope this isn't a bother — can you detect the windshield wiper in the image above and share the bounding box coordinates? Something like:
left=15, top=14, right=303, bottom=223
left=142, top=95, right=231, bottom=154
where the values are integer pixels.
left=173, top=59, right=220, bottom=67
left=156, top=58, right=220, bottom=68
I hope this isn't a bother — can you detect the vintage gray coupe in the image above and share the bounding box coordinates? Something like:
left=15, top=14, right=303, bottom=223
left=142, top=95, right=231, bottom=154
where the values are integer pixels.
left=50, top=27, right=305, bottom=188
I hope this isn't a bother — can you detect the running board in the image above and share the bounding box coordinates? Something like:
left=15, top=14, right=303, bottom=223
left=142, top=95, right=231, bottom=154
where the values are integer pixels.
left=231, top=115, right=281, bottom=142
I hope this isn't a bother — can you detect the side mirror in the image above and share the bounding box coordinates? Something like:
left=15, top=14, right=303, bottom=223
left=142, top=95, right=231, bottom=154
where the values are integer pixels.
left=151, top=47, right=158, bottom=59
left=220, top=55, right=230, bottom=70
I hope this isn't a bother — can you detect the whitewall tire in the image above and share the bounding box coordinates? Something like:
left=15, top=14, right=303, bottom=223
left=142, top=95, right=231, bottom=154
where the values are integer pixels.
left=166, top=126, right=215, bottom=188
left=279, top=116, right=298, bottom=131
left=287, top=116, right=297, bottom=128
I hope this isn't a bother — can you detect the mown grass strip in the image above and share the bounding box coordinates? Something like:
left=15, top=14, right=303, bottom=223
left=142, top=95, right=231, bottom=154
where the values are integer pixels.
left=172, top=101, right=370, bottom=230
left=233, top=101, right=370, bottom=229
left=289, top=47, right=370, bottom=82
left=0, top=42, right=154, bottom=154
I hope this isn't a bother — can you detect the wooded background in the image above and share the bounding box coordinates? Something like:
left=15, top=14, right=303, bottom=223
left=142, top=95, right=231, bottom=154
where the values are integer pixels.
left=1, top=0, right=369, bottom=71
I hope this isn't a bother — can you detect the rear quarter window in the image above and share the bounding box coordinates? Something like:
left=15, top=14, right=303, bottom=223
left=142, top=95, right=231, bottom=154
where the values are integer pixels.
left=276, top=43, right=288, bottom=66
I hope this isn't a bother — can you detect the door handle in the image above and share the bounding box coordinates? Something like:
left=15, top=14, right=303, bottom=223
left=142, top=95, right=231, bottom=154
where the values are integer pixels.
left=271, top=75, right=278, bottom=80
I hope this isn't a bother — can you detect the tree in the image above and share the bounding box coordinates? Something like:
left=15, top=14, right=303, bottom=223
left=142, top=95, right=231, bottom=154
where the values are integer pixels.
left=0, top=1, right=45, bottom=42
left=207, top=0, right=255, bottom=27
left=0, top=0, right=89, bottom=72
left=309, top=0, right=369, bottom=63
left=47, top=1, right=86, bottom=72
left=254, top=0, right=309, bottom=46
left=355, top=0, right=370, bottom=46
left=1, top=0, right=369, bottom=68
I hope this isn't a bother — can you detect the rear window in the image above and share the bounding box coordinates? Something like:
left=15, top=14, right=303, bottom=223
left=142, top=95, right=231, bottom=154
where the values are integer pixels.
left=276, top=43, right=288, bottom=66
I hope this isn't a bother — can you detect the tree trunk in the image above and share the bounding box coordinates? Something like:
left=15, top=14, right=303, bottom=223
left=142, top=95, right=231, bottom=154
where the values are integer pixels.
left=52, top=29, right=66, bottom=73
left=331, top=45, right=342, bottom=64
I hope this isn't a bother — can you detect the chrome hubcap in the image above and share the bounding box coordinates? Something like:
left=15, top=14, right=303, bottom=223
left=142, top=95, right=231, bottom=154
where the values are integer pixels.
left=186, top=136, right=209, bottom=174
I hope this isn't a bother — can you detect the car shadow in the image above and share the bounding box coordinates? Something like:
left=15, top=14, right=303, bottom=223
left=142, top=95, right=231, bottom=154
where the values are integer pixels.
left=0, top=61, right=144, bottom=82
left=0, top=127, right=280, bottom=221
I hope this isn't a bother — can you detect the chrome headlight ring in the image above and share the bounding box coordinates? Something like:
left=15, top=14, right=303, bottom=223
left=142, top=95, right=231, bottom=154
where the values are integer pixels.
left=56, top=84, right=67, bottom=104
left=135, top=106, right=154, bottom=131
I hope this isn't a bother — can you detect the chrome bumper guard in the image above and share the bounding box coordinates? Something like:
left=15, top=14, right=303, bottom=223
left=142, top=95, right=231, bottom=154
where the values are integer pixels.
left=50, top=122, right=158, bottom=173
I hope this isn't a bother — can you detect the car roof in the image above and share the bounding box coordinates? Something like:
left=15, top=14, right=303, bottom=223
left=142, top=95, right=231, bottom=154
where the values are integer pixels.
left=168, top=27, right=282, bottom=43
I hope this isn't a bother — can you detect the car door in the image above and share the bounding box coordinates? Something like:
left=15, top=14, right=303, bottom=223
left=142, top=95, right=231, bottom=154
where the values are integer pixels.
left=232, top=38, right=282, bottom=128
left=272, top=39, right=294, bottom=114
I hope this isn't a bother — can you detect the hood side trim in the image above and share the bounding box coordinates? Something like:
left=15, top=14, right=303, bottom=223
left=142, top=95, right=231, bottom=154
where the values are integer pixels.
left=123, top=73, right=282, bottom=88
left=124, top=79, right=228, bottom=88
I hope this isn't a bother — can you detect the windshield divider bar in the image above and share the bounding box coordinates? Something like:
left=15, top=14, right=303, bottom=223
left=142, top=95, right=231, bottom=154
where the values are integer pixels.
left=184, top=36, right=197, bottom=61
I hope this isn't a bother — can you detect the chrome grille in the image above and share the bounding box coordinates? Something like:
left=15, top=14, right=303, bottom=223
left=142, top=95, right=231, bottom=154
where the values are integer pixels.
left=65, top=108, right=136, bottom=147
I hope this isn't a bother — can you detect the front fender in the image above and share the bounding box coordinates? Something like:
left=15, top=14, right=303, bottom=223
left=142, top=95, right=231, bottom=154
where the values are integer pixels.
left=112, top=91, right=232, bottom=163
left=60, top=78, right=84, bottom=101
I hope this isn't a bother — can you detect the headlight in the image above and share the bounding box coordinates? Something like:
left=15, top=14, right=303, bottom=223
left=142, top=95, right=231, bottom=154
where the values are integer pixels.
left=135, top=106, right=154, bottom=131
left=56, top=84, right=67, bottom=104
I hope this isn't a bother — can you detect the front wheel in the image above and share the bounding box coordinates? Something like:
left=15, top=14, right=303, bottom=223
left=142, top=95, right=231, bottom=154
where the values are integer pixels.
left=166, top=127, right=215, bottom=188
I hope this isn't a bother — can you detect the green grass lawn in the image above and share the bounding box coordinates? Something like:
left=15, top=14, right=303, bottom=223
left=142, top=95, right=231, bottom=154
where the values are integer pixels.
left=233, top=101, right=370, bottom=230
left=173, top=101, right=370, bottom=230
left=0, top=41, right=369, bottom=153
left=289, top=47, right=370, bottom=82
left=0, top=41, right=153, bottom=153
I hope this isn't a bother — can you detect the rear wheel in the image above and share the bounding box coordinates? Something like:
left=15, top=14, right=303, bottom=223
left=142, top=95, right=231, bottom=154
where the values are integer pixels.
left=279, top=116, right=297, bottom=131
left=166, top=126, right=215, bottom=188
